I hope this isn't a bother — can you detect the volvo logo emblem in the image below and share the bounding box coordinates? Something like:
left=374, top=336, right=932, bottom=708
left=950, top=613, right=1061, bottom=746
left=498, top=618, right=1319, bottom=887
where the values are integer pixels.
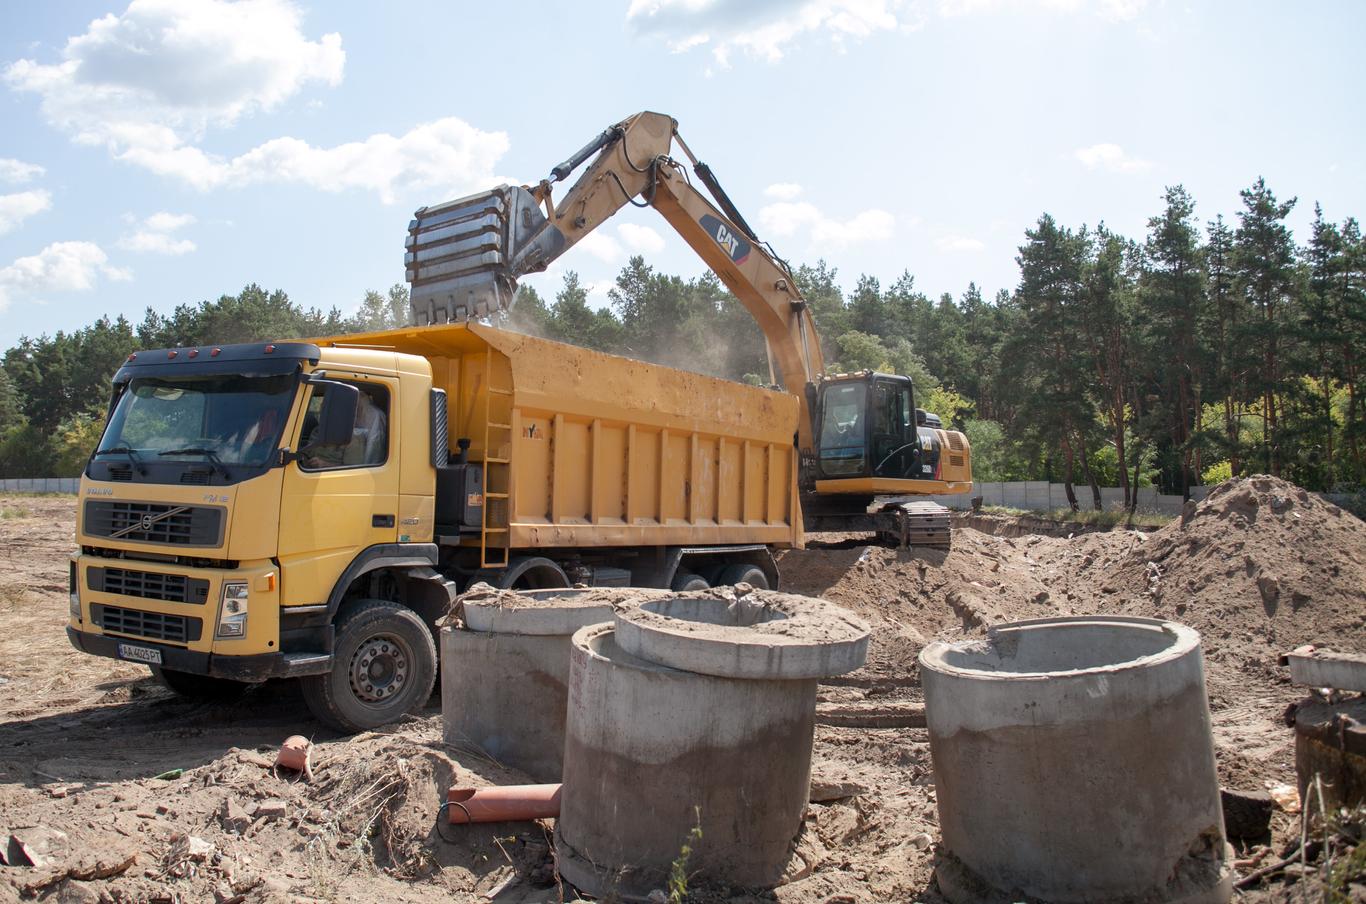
left=109, top=505, right=190, bottom=541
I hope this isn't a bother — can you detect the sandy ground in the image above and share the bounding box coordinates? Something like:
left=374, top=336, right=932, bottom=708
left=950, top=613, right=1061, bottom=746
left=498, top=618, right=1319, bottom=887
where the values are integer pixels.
left=0, top=478, right=1361, bottom=903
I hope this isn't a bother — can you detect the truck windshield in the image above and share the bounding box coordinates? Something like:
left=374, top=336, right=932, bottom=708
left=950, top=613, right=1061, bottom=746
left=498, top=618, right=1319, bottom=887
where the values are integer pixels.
left=818, top=382, right=867, bottom=478
left=100, top=374, right=298, bottom=468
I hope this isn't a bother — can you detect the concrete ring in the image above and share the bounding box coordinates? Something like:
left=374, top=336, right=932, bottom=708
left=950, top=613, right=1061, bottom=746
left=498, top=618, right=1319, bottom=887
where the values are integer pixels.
left=612, top=588, right=870, bottom=680
left=460, top=585, right=668, bottom=635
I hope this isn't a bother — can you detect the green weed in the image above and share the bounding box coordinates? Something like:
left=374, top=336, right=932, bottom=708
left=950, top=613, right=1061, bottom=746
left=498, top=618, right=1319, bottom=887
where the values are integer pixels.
left=668, top=810, right=704, bottom=903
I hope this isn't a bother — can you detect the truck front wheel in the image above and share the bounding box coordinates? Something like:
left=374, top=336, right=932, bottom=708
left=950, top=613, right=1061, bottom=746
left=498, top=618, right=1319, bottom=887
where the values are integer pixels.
left=301, top=599, right=437, bottom=733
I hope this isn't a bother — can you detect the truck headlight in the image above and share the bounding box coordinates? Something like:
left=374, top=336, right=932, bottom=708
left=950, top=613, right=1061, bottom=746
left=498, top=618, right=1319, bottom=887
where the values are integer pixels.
left=217, top=582, right=249, bottom=638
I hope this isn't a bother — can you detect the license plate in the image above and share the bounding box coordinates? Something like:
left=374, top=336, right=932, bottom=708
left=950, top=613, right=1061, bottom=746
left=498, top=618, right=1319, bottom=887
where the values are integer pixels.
left=117, top=643, right=162, bottom=665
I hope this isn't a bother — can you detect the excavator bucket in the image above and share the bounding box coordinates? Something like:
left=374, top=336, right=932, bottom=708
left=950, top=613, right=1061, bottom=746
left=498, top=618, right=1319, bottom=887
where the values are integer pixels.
left=405, top=185, right=565, bottom=324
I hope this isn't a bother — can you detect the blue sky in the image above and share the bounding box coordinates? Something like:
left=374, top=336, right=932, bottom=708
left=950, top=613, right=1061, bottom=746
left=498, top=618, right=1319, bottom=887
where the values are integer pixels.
left=0, top=0, right=1362, bottom=348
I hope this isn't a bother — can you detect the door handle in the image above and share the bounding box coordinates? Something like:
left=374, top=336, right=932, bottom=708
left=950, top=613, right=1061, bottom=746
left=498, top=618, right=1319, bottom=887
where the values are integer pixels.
left=372, top=514, right=395, bottom=528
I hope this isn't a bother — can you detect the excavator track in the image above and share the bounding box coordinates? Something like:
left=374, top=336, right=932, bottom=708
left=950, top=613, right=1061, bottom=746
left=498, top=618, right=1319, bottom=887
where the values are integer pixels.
left=887, top=500, right=953, bottom=550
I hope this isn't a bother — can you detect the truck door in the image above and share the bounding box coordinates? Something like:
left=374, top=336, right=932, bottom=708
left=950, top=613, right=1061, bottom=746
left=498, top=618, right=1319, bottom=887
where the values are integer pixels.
left=278, top=377, right=400, bottom=607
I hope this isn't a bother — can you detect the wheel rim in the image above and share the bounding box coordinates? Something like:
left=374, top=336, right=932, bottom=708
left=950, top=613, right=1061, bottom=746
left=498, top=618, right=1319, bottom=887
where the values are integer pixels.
left=348, top=633, right=412, bottom=705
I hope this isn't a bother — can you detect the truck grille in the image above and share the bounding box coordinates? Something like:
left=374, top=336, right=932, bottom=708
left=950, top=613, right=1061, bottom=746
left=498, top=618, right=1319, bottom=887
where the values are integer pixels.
left=88, top=567, right=210, bottom=605
left=84, top=501, right=223, bottom=546
left=91, top=604, right=202, bottom=644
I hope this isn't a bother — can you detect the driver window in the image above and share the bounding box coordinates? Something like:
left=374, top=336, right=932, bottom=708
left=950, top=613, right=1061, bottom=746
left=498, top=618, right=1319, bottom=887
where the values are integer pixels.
left=300, top=381, right=390, bottom=471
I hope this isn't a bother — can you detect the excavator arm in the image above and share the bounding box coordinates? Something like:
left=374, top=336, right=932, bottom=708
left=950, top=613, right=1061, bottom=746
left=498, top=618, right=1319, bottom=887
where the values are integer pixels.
left=405, top=111, right=824, bottom=451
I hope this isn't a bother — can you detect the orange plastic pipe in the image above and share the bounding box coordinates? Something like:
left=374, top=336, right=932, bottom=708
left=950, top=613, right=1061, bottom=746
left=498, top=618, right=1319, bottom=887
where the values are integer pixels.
left=276, top=735, right=313, bottom=777
left=447, top=784, right=562, bottom=823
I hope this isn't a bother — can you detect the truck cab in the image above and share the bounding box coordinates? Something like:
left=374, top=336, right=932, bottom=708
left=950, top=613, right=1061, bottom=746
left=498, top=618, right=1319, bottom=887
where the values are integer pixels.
left=69, top=340, right=453, bottom=731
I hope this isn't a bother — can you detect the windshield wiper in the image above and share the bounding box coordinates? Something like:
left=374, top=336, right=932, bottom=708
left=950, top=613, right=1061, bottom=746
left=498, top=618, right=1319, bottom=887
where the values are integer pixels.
left=157, top=447, right=231, bottom=480
left=93, top=446, right=148, bottom=475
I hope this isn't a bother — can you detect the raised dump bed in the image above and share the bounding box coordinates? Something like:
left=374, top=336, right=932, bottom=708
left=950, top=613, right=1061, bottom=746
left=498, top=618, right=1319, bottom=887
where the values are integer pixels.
left=919, top=616, right=1231, bottom=904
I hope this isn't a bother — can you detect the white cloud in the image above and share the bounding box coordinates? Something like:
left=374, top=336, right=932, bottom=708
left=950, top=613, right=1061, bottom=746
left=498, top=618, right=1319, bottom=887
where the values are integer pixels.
left=938, top=0, right=1147, bottom=18
left=764, top=182, right=804, bottom=200
left=120, top=233, right=196, bottom=255
left=759, top=200, right=893, bottom=247
left=0, top=241, right=129, bottom=312
left=758, top=201, right=823, bottom=237
left=1096, top=0, right=1149, bottom=21
left=584, top=279, right=617, bottom=306
left=811, top=208, right=895, bottom=245
left=4, top=0, right=513, bottom=202
left=0, top=158, right=45, bottom=185
left=934, top=234, right=985, bottom=252
left=618, top=223, right=666, bottom=254
left=118, top=210, right=197, bottom=255
left=577, top=231, right=624, bottom=263
left=210, top=118, right=511, bottom=203
left=6, top=0, right=344, bottom=137
left=629, top=0, right=1148, bottom=63
left=0, top=190, right=53, bottom=235
left=627, top=0, right=901, bottom=64
left=1074, top=142, right=1152, bottom=173
left=145, top=211, right=195, bottom=232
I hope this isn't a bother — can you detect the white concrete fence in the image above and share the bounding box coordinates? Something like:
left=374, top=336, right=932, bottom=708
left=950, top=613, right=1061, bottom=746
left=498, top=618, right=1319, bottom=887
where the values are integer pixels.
left=923, top=481, right=1209, bottom=516
left=0, top=477, right=81, bottom=494
left=2, top=476, right=1207, bottom=515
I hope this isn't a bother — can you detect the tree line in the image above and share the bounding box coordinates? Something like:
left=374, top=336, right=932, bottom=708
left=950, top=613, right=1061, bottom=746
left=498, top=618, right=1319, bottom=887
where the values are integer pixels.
left=1, top=176, right=1362, bottom=503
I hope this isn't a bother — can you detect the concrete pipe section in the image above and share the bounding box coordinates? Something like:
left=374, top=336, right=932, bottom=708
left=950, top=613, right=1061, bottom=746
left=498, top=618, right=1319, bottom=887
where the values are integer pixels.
left=919, top=616, right=1231, bottom=904
left=612, top=586, right=871, bottom=680
left=441, top=584, right=665, bottom=782
left=556, top=589, right=870, bottom=901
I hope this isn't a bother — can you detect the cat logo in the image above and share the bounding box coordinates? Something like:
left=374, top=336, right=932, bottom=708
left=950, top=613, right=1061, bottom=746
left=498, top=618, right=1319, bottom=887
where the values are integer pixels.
left=699, top=214, right=751, bottom=265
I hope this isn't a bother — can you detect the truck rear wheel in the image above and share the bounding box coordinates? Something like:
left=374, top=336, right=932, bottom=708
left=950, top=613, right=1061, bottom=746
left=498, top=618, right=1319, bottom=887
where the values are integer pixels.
left=301, top=599, right=437, bottom=733
left=151, top=666, right=253, bottom=701
left=671, top=571, right=710, bottom=592
left=718, top=563, right=770, bottom=590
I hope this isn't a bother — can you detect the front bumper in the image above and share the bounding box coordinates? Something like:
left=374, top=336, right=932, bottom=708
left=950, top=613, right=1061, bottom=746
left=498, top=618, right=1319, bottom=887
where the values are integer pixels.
left=66, top=627, right=331, bottom=682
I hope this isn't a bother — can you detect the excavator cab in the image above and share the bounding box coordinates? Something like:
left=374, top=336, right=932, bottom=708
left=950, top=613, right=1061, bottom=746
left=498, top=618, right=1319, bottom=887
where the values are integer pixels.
left=814, top=373, right=943, bottom=486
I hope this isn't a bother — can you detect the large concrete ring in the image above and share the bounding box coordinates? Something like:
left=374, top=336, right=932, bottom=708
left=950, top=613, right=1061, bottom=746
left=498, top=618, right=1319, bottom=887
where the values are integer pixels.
left=612, top=588, right=870, bottom=680
left=461, top=585, right=666, bottom=635
left=920, top=616, right=1231, bottom=904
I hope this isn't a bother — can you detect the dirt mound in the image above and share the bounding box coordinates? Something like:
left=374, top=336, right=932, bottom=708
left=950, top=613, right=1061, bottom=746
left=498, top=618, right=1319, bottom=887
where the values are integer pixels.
left=0, top=723, right=558, bottom=903
left=1070, top=475, right=1366, bottom=673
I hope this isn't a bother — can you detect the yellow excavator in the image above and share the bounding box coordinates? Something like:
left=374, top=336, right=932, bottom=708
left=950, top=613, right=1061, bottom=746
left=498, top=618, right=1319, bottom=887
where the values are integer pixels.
left=405, top=111, right=971, bottom=546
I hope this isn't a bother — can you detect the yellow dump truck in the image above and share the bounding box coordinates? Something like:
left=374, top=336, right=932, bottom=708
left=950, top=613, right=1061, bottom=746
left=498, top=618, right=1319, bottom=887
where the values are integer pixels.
left=69, top=323, right=800, bottom=729
left=69, top=110, right=970, bottom=731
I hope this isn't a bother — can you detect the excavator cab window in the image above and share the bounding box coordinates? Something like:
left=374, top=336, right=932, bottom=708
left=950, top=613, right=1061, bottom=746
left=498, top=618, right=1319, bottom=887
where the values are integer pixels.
left=871, top=378, right=917, bottom=478
left=817, top=382, right=867, bottom=477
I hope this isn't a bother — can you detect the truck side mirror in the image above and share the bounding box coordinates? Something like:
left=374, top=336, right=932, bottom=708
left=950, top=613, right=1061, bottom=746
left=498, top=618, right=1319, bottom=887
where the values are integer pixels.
left=315, top=382, right=359, bottom=447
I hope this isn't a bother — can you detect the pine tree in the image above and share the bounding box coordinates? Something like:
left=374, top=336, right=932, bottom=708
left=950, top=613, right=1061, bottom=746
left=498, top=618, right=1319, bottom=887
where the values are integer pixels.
left=1204, top=215, right=1248, bottom=475
left=1233, top=178, right=1299, bottom=475
left=1011, top=214, right=1094, bottom=508
left=1140, top=186, right=1207, bottom=497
